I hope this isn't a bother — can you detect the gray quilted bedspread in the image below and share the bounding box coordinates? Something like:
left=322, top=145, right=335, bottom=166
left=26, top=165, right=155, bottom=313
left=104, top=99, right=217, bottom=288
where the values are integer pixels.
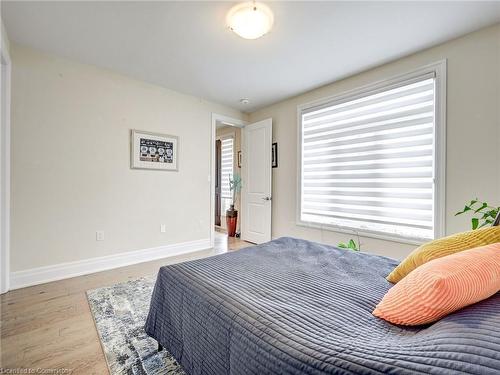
left=145, top=237, right=500, bottom=374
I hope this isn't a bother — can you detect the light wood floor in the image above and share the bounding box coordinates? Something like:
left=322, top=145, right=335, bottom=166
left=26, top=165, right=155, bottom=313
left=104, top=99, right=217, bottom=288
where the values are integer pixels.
left=0, top=233, right=251, bottom=374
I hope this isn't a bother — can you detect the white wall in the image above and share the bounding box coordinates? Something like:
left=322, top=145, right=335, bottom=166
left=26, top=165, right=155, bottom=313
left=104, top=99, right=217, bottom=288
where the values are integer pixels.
left=10, top=45, right=244, bottom=272
left=249, top=24, right=500, bottom=259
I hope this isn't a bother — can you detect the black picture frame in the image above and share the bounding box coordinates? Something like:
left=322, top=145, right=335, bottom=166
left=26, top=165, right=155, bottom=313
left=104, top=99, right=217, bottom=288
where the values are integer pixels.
left=272, top=142, right=278, bottom=168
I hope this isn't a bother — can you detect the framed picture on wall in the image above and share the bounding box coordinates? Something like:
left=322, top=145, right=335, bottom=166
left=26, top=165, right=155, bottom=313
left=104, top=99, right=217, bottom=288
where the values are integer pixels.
left=272, top=142, right=278, bottom=168
left=131, top=130, right=179, bottom=171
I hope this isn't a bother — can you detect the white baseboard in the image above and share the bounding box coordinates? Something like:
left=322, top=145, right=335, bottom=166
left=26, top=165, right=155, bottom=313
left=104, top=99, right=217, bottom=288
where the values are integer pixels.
left=9, top=238, right=211, bottom=290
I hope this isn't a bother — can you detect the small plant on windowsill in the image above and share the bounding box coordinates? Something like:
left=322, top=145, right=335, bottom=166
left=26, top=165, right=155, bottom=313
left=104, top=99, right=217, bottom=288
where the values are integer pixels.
left=455, top=199, right=500, bottom=230
left=338, top=239, right=360, bottom=251
left=338, top=232, right=361, bottom=251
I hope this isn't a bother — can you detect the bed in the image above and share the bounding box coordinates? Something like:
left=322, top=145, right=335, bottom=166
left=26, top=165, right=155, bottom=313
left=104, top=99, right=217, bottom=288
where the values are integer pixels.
left=145, top=237, right=500, bottom=374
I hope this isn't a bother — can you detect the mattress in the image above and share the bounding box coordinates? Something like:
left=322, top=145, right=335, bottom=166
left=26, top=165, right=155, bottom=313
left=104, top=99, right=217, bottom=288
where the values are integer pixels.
left=145, top=237, right=500, bottom=374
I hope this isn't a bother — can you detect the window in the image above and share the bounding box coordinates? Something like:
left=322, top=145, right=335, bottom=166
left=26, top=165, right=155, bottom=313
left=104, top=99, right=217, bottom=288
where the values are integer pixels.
left=298, top=64, right=445, bottom=242
left=221, top=137, right=234, bottom=212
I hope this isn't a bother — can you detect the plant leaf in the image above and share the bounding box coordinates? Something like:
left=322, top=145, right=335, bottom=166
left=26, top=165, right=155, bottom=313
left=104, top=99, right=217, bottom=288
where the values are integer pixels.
left=480, top=212, right=491, bottom=220
left=348, top=239, right=357, bottom=250
left=455, top=206, right=471, bottom=215
left=474, top=203, right=488, bottom=213
left=472, top=217, right=479, bottom=230
left=479, top=219, right=493, bottom=228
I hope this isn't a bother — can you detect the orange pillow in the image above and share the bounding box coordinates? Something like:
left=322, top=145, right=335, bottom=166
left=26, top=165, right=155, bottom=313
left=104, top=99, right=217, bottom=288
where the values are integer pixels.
left=373, top=242, right=500, bottom=325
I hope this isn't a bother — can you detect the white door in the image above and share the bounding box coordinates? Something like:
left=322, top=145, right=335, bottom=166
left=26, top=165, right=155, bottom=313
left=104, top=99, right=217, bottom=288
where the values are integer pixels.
left=241, top=118, right=272, bottom=244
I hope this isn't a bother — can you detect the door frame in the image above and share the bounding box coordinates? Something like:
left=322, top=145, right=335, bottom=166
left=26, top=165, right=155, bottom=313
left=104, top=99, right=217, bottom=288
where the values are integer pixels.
left=215, top=131, right=237, bottom=229
left=210, top=114, right=246, bottom=248
left=214, top=139, right=222, bottom=227
left=0, top=30, right=11, bottom=294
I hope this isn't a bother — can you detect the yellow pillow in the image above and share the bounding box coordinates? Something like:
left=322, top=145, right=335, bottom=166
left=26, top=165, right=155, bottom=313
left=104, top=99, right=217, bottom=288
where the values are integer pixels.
left=387, top=226, right=500, bottom=283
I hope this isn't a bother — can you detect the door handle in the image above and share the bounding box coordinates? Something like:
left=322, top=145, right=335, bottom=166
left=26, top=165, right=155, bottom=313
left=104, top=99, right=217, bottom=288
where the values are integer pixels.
left=262, top=197, right=272, bottom=201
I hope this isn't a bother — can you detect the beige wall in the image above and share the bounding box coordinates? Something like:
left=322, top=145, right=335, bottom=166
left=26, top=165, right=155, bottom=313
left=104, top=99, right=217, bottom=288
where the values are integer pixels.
left=249, top=24, right=500, bottom=259
left=11, top=45, right=243, bottom=272
left=9, top=24, right=500, bottom=272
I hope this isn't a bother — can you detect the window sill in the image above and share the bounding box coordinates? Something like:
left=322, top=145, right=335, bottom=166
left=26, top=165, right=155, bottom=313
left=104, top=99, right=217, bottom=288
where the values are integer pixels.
left=296, top=220, right=429, bottom=246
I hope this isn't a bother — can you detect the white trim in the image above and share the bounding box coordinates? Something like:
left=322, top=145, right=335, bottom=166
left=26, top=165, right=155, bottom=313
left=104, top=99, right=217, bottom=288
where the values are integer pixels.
left=213, top=114, right=246, bottom=129
left=296, top=222, right=425, bottom=246
left=9, top=238, right=211, bottom=290
left=296, top=61, right=447, bottom=245
left=433, top=60, right=447, bottom=240
left=297, top=61, right=445, bottom=112
left=0, top=25, right=11, bottom=294
left=210, top=113, right=246, bottom=248
left=215, top=131, right=236, bottom=142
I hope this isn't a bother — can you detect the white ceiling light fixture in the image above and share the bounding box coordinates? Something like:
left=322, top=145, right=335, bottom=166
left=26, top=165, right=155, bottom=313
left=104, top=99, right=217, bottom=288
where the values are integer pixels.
left=240, top=98, right=250, bottom=104
left=226, top=1, right=274, bottom=40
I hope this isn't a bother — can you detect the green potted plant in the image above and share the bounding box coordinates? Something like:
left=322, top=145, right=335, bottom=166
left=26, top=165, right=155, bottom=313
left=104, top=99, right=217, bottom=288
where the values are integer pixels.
left=455, top=199, right=500, bottom=229
left=226, top=173, right=242, bottom=237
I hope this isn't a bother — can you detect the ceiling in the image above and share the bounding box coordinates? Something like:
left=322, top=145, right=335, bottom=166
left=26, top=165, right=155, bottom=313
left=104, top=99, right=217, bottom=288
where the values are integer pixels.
left=3, top=1, right=500, bottom=112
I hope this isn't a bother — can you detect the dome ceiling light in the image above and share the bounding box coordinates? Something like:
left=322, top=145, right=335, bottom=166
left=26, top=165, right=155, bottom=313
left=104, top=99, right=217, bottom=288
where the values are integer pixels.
left=226, top=2, right=274, bottom=40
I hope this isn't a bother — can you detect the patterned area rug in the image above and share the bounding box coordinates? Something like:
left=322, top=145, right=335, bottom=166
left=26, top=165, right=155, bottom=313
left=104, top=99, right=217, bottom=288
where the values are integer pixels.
left=87, top=277, right=185, bottom=375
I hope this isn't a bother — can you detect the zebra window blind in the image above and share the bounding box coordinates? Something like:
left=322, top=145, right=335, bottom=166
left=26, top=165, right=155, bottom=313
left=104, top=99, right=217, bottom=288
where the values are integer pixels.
left=300, top=74, right=437, bottom=240
left=221, top=137, right=234, bottom=199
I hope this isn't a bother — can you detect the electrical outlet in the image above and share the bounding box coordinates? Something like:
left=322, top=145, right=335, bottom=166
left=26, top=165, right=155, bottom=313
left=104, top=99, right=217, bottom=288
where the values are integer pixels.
left=160, top=224, right=166, bottom=233
left=96, top=231, right=105, bottom=241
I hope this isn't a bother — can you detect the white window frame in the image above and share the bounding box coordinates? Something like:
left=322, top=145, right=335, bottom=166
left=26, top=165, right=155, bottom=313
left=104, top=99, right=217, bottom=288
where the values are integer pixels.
left=296, top=61, right=447, bottom=245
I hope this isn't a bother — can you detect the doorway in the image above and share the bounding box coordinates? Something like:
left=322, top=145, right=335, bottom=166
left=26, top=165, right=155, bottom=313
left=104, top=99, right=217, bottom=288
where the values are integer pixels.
left=215, top=123, right=242, bottom=234
left=210, top=114, right=246, bottom=249
left=210, top=114, right=273, bottom=249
